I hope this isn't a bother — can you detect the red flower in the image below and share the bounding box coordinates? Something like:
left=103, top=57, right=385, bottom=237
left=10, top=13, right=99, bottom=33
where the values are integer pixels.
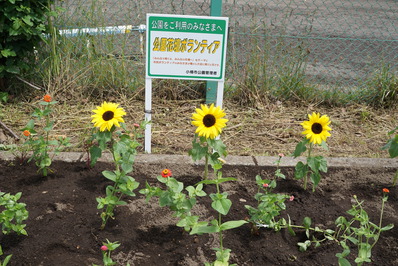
left=161, top=169, right=172, bottom=178
left=23, top=130, right=31, bottom=137
left=383, top=188, right=390, bottom=193
left=263, top=183, right=269, bottom=188
left=43, top=94, right=52, bottom=102
left=100, top=245, right=108, bottom=251
left=133, top=123, right=140, bottom=128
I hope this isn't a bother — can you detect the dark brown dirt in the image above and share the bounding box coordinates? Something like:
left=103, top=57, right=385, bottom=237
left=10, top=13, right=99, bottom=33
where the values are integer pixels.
left=0, top=158, right=397, bottom=266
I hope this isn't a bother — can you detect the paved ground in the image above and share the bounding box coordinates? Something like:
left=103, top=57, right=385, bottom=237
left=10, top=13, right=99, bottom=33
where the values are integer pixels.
left=2, top=152, right=397, bottom=169
left=57, top=0, right=397, bottom=89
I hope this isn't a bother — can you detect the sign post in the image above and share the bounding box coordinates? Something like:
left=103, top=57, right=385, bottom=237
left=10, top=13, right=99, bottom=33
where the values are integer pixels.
left=145, top=13, right=229, bottom=153
left=207, top=0, right=223, bottom=104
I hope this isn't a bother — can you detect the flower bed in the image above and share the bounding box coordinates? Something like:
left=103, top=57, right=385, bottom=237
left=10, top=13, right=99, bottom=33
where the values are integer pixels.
left=0, top=159, right=397, bottom=265
left=1, top=95, right=397, bottom=265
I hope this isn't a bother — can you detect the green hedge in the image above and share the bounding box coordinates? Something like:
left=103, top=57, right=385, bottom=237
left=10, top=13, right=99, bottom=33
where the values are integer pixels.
left=0, top=0, right=54, bottom=79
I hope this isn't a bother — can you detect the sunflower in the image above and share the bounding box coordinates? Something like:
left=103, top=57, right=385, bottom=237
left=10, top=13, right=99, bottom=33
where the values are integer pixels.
left=192, top=104, right=228, bottom=139
left=301, top=112, right=332, bottom=145
left=91, top=102, right=126, bottom=132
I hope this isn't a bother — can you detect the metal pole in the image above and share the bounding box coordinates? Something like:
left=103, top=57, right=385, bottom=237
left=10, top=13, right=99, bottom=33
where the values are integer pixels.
left=206, top=0, right=223, bottom=105
left=144, top=78, right=152, bottom=153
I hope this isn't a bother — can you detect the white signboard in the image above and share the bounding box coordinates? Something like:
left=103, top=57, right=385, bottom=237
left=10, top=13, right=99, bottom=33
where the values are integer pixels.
left=145, top=14, right=229, bottom=153
left=146, top=14, right=229, bottom=80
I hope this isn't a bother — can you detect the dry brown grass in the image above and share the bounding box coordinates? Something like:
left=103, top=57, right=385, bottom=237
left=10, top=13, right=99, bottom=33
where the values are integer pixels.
left=2, top=92, right=397, bottom=158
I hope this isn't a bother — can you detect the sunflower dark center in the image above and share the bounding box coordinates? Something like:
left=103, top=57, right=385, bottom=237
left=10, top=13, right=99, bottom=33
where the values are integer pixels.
left=203, top=114, right=216, bottom=127
left=102, top=111, right=114, bottom=121
left=311, top=123, right=323, bottom=134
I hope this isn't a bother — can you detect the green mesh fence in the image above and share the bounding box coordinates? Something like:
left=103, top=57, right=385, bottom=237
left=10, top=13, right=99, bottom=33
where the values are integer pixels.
left=52, top=0, right=397, bottom=104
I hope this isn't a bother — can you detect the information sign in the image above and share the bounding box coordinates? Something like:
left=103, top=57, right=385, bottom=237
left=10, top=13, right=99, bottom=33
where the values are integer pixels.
left=146, top=14, right=229, bottom=80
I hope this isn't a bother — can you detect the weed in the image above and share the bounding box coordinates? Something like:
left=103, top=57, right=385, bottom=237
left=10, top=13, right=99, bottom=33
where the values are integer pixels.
left=361, top=64, right=398, bottom=108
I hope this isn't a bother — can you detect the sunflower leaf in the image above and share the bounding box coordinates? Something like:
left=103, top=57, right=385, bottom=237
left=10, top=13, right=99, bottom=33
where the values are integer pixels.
left=292, top=139, right=308, bottom=158
left=310, top=171, right=321, bottom=189
left=307, top=156, right=328, bottom=173
left=320, top=141, right=329, bottom=150
left=208, top=138, right=227, bottom=157
left=210, top=193, right=232, bottom=215
left=188, top=140, right=208, bottom=161
left=209, top=152, right=223, bottom=170
left=294, top=161, right=308, bottom=180
left=89, top=145, right=102, bottom=166
left=389, top=137, right=398, bottom=158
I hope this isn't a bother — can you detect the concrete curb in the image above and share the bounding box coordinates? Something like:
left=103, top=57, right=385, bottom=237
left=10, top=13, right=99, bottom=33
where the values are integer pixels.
left=1, top=152, right=397, bottom=169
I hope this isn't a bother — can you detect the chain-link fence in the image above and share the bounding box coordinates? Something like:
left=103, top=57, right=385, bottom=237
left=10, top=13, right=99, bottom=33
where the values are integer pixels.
left=51, top=0, right=397, bottom=104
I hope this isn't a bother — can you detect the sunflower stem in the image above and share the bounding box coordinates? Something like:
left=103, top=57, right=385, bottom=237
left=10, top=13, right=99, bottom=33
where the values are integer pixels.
left=204, top=152, right=209, bottom=180
left=100, top=132, right=120, bottom=230
left=304, top=143, right=313, bottom=190
left=215, top=173, right=223, bottom=252
left=203, top=140, right=211, bottom=180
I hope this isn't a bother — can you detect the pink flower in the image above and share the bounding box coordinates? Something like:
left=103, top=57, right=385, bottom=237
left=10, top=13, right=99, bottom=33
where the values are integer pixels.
left=100, top=245, right=108, bottom=251
left=289, top=195, right=295, bottom=201
left=133, top=123, right=140, bottom=128
left=263, top=183, right=269, bottom=188
left=278, top=153, right=285, bottom=158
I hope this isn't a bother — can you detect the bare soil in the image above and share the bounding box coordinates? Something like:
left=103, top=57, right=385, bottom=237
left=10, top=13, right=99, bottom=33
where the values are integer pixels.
left=0, top=158, right=397, bottom=266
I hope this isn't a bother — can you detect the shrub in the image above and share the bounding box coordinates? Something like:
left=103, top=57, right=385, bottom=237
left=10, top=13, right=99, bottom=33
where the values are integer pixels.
left=0, top=0, right=55, bottom=86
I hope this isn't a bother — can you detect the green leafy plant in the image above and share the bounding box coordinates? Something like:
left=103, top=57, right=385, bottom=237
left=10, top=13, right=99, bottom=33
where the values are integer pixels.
left=139, top=169, right=207, bottom=232
left=293, top=191, right=393, bottom=265
left=246, top=154, right=393, bottom=265
left=0, top=191, right=29, bottom=266
left=188, top=103, right=247, bottom=265
left=245, top=154, right=293, bottom=234
left=293, top=112, right=331, bottom=191
left=189, top=104, right=228, bottom=180
left=93, top=125, right=141, bottom=229
left=93, top=239, right=125, bottom=266
left=245, top=168, right=294, bottom=234
left=363, top=64, right=398, bottom=108
left=0, top=0, right=56, bottom=81
left=191, top=166, right=247, bottom=266
left=189, top=135, right=227, bottom=180
left=274, top=153, right=286, bottom=179
left=0, top=92, right=8, bottom=104
left=382, top=126, right=398, bottom=185
left=89, top=102, right=142, bottom=229
left=141, top=166, right=247, bottom=266
left=142, top=105, right=245, bottom=265
left=22, top=94, right=70, bottom=176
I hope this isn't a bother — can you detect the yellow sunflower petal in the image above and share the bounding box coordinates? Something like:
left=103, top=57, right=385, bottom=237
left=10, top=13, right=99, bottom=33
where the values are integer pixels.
left=301, top=112, right=332, bottom=145
left=91, top=102, right=126, bottom=132
left=191, top=104, right=227, bottom=139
